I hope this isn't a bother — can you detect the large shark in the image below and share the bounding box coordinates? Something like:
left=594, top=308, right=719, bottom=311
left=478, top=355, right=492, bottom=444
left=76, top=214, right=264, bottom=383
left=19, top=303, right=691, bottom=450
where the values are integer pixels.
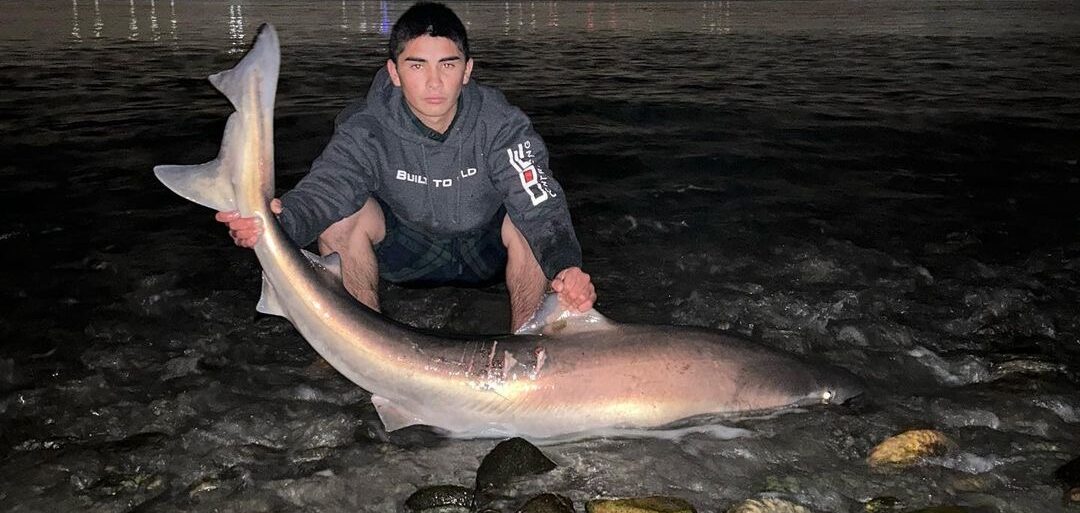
left=155, top=24, right=863, bottom=439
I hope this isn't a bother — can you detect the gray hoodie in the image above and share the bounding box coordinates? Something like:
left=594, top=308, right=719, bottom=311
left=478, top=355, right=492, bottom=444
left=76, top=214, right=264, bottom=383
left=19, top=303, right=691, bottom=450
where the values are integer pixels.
left=278, top=67, right=582, bottom=279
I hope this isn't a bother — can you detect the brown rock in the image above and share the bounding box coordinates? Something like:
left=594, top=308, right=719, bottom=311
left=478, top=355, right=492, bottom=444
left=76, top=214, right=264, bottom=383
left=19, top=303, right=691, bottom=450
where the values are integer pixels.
left=586, top=496, right=696, bottom=513
left=867, top=429, right=956, bottom=470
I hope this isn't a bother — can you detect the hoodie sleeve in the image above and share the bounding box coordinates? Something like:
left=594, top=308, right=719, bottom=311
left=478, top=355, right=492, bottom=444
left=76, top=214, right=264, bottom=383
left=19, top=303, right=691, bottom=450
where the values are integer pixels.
left=278, top=116, right=375, bottom=248
left=488, top=109, right=583, bottom=279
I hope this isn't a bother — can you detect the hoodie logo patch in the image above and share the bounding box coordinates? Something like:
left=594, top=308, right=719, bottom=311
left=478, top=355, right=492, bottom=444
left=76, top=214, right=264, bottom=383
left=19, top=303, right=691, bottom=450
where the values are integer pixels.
left=395, top=168, right=478, bottom=188
left=508, top=142, right=552, bottom=206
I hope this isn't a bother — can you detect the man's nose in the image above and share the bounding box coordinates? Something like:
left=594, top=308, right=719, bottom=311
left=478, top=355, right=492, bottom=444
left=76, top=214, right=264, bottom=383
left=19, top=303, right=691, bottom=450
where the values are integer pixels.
left=426, top=69, right=442, bottom=90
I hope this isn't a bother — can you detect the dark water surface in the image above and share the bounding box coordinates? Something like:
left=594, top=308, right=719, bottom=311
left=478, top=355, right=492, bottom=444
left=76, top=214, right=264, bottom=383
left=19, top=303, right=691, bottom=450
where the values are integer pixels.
left=2, top=1, right=1079, bottom=512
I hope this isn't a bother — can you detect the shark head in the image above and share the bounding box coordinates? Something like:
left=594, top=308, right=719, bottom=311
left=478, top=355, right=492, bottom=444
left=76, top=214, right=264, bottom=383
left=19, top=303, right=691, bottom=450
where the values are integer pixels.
left=804, top=365, right=865, bottom=407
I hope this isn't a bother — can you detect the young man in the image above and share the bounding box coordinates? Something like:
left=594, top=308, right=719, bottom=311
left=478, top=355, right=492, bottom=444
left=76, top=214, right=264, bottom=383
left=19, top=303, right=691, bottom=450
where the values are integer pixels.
left=217, top=2, right=595, bottom=330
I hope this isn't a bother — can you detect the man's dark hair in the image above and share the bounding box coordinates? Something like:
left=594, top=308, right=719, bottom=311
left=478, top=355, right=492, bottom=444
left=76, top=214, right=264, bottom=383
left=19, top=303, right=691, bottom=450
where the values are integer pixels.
left=389, top=2, right=470, bottom=62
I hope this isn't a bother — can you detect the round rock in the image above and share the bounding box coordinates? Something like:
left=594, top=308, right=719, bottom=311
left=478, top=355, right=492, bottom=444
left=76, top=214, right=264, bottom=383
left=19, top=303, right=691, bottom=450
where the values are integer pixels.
left=475, top=437, right=557, bottom=491
left=586, top=496, right=696, bottom=513
left=518, top=493, right=575, bottom=513
left=405, top=485, right=475, bottom=513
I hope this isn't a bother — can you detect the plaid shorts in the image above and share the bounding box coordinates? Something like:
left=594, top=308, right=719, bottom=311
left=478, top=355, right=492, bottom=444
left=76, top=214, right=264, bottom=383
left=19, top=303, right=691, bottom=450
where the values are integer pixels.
left=374, top=202, right=508, bottom=286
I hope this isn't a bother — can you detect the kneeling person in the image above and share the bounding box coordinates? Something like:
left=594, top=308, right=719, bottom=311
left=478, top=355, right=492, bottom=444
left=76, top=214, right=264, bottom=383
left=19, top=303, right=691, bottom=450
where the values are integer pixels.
left=217, top=2, right=595, bottom=330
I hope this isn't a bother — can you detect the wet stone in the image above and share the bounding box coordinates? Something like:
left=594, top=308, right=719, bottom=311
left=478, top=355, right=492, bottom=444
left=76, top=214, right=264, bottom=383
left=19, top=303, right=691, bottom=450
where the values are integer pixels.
left=586, top=496, right=696, bottom=513
left=726, top=497, right=810, bottom=513
left=861, top=496, right=904, bottom=513
left=989, top=357, right=1068, bottom=381
left=517, top=493, right=575, bottom=513
left=0, top=358, right=17, bottom=388
left=187, top=475, right=243, bottom=500
left=405, top=484, right=475, bottom=513
left=162, top=355, right=201, bottom=380
left=901, top=507, right=972, bottom=513
left=867, top=429, right=957, bottom=471
left=1054, top=455, right=1080, bottom=503
left=284, top=411, right=361, bottom=450
left=475, top=437, right=557, bottom=491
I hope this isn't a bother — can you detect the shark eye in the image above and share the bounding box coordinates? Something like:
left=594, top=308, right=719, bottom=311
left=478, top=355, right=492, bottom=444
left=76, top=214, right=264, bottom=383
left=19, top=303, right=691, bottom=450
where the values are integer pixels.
left=821, top=389, right=835, bottom=404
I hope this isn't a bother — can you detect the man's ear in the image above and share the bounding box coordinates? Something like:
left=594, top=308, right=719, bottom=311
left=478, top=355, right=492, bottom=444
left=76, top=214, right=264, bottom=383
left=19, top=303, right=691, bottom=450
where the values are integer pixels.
left=463, top=58, right=474, bottom=85
left=386, top=59, right=401, bottom=87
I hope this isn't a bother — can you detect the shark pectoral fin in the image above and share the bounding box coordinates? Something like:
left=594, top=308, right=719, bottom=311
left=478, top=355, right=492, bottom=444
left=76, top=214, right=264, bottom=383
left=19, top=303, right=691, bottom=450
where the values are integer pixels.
left=370, top=395, right=424, bottom=432
left=256, top=273, right=286, bottom=317
left=153, top=160, right=236, bottom=212
left=515, top=292, right=616, bottom=336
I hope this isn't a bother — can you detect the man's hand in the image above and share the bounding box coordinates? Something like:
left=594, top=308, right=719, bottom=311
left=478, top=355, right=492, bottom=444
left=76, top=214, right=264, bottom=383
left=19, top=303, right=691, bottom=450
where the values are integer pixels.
left=214, top=198, right=283, bottom=248
left=550, top=267, right=596, bottom=312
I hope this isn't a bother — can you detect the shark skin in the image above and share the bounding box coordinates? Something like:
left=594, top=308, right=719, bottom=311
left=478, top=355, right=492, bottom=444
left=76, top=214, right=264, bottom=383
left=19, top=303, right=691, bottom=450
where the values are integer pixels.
left=154, top=24, right=863, bottom=440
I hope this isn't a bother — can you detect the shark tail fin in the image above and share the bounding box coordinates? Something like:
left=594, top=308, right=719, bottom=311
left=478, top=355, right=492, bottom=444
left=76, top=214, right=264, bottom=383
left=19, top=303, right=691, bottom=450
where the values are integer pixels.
left=153, top=24, right=280, bottom=212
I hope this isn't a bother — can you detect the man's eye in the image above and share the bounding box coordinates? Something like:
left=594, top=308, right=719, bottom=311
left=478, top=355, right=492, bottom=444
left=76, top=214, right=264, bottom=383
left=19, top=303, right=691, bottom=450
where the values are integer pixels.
left=443, top=62, right=456, bottom=69
left=410, top=63, right=423, bottom=70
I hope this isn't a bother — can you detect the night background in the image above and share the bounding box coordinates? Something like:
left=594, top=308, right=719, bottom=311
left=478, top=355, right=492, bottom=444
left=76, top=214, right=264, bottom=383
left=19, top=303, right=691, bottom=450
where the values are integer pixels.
left=1, top=1, right=1079, bottom=511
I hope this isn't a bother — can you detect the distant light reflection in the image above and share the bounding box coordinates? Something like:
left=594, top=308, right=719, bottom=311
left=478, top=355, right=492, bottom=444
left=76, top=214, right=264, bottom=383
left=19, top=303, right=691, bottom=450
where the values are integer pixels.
left=71, top=0, right=82, bottom=42
left=228, top=2, right=245, bottom=53
left=703, top=0, right=732, bottom=34
left=503, top=1, right=510, bottom=36
left=150, top=0, right=160, bottom=42
left=128, top=0, right=138, bottom=40
left=170, top=0, right=177, bottom=41
left=61, top=1, right=745, bottom=49
left=92, top=0, right=102, bottom=38
left=379, top=0, right=390, bottom=35
left=340, top=0, right=349, bottom=39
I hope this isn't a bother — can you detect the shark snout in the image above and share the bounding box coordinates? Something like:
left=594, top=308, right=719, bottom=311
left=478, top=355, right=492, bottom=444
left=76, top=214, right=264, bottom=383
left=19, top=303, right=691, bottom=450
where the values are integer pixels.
left=817, top=367, right=865, bottom=405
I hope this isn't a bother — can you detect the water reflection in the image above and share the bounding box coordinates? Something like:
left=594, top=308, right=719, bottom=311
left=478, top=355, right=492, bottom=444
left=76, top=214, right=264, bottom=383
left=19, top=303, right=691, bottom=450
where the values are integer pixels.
left=702, top=0, right=732, bottom=34
left=92, top=0, right=103, bottom=39
left=169, top=0, right=177, bottom=41
left=340, top=0, right=349, bottom=38
left=71, top=0, right=81, bottom=41
left=380, top=0, right=391, bottom=35
left=547, top=1, right=559, bottom=28
left=50, top=1, right=764, bottom=47
left=228, top=2, right=245, bottom=53
left=149, top=0, right=160, bottom=42
left=127, top=0, right=138, bottom=40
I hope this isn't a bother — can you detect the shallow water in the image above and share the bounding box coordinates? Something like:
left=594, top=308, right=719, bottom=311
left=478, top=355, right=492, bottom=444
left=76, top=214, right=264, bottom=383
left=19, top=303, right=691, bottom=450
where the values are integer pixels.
left=2, top=1, right=1079, bottom=512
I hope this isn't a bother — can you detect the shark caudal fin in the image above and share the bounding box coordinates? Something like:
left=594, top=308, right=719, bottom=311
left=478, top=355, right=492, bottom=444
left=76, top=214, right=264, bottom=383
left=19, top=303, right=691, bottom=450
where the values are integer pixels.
left=515, top=292, right=615, bottom=336
left=152, top=24, right=280, bottom=212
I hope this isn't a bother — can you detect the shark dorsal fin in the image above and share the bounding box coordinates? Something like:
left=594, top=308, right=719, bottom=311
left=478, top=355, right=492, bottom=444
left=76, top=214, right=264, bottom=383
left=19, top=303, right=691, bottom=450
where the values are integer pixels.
left=302, top=249, right=343, bottom=280
left=515, top=293, right=615, bottom=336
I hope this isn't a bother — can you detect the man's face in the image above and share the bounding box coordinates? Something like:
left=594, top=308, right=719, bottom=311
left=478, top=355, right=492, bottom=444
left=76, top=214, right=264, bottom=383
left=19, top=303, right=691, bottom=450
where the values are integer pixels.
left=387, top=35, right=473, bottom=133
